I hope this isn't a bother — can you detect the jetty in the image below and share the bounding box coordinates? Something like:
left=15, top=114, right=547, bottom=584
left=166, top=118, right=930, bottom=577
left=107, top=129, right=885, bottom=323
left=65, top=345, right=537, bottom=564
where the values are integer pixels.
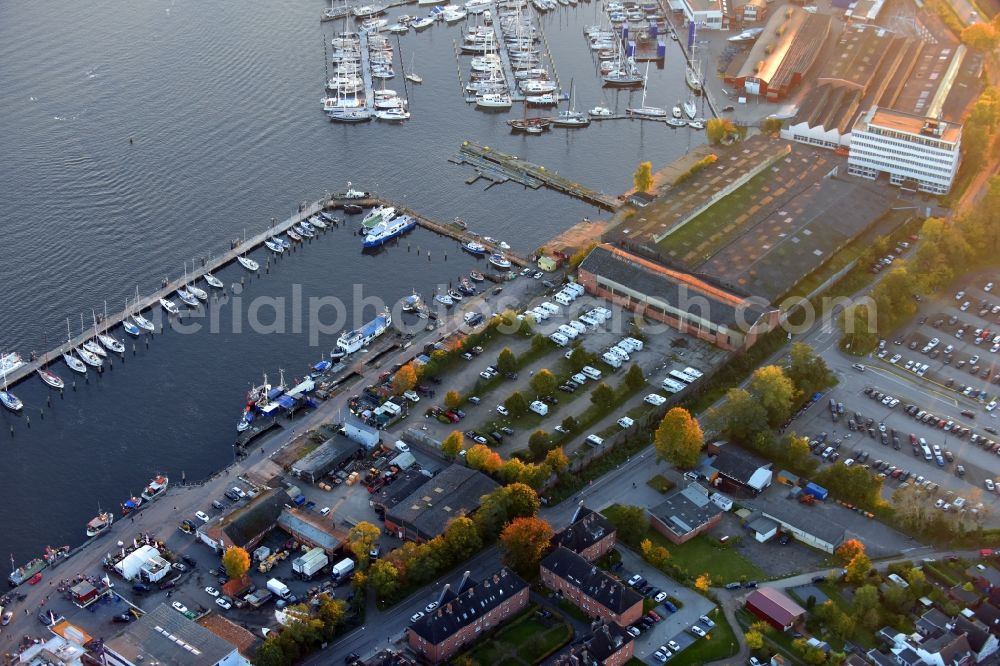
left=454, top=140, right=621, bottom=211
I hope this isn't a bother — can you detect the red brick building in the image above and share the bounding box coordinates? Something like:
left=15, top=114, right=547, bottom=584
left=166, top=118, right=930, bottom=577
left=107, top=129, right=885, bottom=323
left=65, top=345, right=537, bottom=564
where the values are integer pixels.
left=554, top=619, right=635, bottom=666
left=553, top=505, right=617, bottom=562
left=406, top=568, right=529, bottom=663
left=541, top=547, right=644, bottom=627
left=745, top=587, right=806, bottom=631
left=648, top=486, right=724, bottom=545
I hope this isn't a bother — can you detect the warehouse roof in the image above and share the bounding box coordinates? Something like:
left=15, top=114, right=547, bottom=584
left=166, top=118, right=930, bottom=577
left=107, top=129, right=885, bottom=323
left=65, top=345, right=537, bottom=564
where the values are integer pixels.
left=710, top=444, right=772, bottom=486
left=291, top=434, right=360, bottom=475
left=205, top=489, right=287, bottom=550
left=541, top=547, right=643, bottom=615
left=732, top=9, right=832, bottom=90
left=386, top=465, right=499, bottom=540
left=106, top=604, right=236, bottom=666
left=649, top=487, right=723, bottom=539
left=277, top=507, right=342, bottom=552
left=408, top=568, right=527, bottom=645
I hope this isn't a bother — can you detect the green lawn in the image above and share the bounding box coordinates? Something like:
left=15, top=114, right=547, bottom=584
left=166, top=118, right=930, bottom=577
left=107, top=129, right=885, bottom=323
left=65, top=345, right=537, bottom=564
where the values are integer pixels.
left=668, top=607, right=739, bottom=666
left=467, top=606, right=572, bottom=666
left=646, top=474, right=675, bottom=494
left=666, top=535, right=766, bottom=584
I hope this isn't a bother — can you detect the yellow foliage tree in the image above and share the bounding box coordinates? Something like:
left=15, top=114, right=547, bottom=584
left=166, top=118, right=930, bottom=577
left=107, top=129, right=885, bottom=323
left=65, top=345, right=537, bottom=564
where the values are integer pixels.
left=695, top=573, right=712, bottom=593
left=392, top=363, right=417, bottom=395
left=221, top=546, right=250, bottom=579
left=633, top=161, right=653, bottom=193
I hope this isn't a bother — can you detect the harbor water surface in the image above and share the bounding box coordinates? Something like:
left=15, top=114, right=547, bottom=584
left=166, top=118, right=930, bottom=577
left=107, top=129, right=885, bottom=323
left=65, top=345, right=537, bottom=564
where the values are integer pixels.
left=0, top=0, right=701, bottom=560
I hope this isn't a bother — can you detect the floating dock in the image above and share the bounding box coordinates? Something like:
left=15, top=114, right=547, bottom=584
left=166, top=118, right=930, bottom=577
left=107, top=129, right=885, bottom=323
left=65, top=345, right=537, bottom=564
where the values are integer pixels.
left=455, top=141, right=620, bottom=211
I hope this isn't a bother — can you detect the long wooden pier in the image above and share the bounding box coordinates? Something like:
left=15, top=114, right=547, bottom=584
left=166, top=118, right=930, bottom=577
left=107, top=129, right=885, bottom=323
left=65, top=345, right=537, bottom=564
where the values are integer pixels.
left=456, top=140, right=621, bottom=211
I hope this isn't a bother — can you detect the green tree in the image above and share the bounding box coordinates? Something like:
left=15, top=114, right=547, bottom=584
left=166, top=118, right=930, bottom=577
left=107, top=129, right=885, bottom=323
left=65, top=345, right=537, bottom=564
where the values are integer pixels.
left=497, top=347, right=517, bottom=375
left=653, top=407, right=705, bottom=469
left=560, top=415, right=578, bottom=433
left=761, top=117, right=783, bottom=135
left=444, top=390, right=462, bottom=410
left=624, top=363, right=645, bottom=390
left=633, top=161, right=653, bottom=193
left=845, top=552, right=873, bottom=585
left=369, top=560, right=400, bottom=600
left=568, top=347, right=597, bottom=372
left=222, top=546, right=250, bottom=579
left=785, top=343, right=835, bottom=401
left=747, top=365, right=795, bottom=427
left=543, top=447, right=569, bottom=474
left=604, top=504, right=648, bottom=546
left=590, top=383, right=616, bottom=410
left=706, top=388, right=768, bottom=444
left=840, top=302, right=880, bottom=355
left=640, top=538, right=671, bottom=569
left=853, top=584, right=880, bottom=614
left=475, top=483, right=541, bottom=538
left=392, top=363, right=417, bottom=395
left=441, top=431, right=464, bottom=459
left=499, top=516, right=554, bottom=575
left=528, top=430, right=552, bottom=459
left=442, top=516, right=483, bottom=562
left=530, top=369, right=558, bottom=396
left=504, top=391, right=529, bottom=416
left=346, top=521, right=381, bottom=565
left=745, top=629, right=764, bottom=651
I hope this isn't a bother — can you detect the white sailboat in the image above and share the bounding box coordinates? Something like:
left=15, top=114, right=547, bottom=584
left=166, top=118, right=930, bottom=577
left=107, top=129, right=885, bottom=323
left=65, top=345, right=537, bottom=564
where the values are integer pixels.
left=0, top=362, right=23, bottom=413
left=237, top=230, right=259, bottom=271
left=185, top=263, right=208, bottom=300
left=626, top=63, right=666, bottom=118
left=405, top=54, right=423, bottom=84
left=121, top=298, right=141, bottom=337
left=131, top=286, right=155, bottom=332
left=95, top=307, right=125, bottom=354
left=81, top=313, right=107, bottom=358
left=63, top=319, right=87, bottom=374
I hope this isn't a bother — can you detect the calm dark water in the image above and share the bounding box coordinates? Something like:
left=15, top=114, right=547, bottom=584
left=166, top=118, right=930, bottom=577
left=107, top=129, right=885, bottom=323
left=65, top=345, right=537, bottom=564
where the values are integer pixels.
left=0, top=0, right=700, bottom=560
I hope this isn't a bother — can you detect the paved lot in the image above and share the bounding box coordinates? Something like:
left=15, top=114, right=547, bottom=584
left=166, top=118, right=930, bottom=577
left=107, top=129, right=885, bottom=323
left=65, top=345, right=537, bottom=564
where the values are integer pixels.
left=711, top=512, right=830, bottom=578
left=616, top=547, right=715, bottom=664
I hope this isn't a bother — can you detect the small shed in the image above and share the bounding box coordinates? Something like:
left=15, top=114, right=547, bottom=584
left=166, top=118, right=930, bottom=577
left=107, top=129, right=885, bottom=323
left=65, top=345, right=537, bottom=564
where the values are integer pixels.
left=71, top=581, right=98, bottom=605
left=537, top=256, right=559, bottom=272
left=344, top=418, right=380, bottom=449
left=776, top=470, right=800, bottom=486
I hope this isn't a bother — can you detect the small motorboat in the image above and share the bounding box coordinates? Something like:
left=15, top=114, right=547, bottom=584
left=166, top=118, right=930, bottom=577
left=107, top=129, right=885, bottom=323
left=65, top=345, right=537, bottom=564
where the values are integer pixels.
left=319, top=211, right=339, bottom=225
left=344, top=204, right=363, bottom=214
left=295, top=224, right=315, bottom=238
left=132, top=313, right=155, bottom=332
left=160, top=298, right=180, bottom=315
left=449, top=289, right=464, bottom=301
left=76, top=348, right=103, bottom=368
left=37, top=368, right=65, bottom=390
left=187, top=284, right=208, bottom=301
left=435, top=293, right=454, bottom=306
left=287, top=229, right=303, bottom=242
left=589, top=106, right=613, bottom=117
left=489, top=253, right=511, bottom=269
left=83, top=339, right=107, bottom=357
left=265, top=238, right=285, bottom=253
left=237, top=256, right=259, bottom=271
left=0, top=390, right=23, bottom=413
left=300, top=219, right=315, bottom=232
left=667, top=117, right=687, bottom=127
left=401, top=292, right=423, bottom=311
left=688, top=119, right=705, bottom=130
left=273, top=236, right=291, bottom=249
left=176, top=288, right=199, bottom=307
left=470, top=270, right=485, bottom=282
left=122, top=318, right=141, bottom=337
left=310, top=216, right=328, bottom=229
left=98, top=333, right=126, bottom=354
left=330, top=349, right=347, bottom=362
left=203, top=273, right=224, bottom=288
left=462, top=241, right=487, bottom=255
left=237, top=412, right=252, bottom=432
left=458, top=279, right=475, bottom=295
left=63, top=352, right=87, bottom=374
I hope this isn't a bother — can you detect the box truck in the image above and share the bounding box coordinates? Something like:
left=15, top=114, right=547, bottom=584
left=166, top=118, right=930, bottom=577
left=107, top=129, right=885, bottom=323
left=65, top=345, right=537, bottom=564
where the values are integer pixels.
left=267, top=578, right=292, bottom=600
left=331, top=558, right=355, bottom=581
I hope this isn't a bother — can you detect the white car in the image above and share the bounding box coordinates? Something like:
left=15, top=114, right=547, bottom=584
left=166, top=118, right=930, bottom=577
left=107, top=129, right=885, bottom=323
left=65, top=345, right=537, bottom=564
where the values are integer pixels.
left=987, top=282, right=994, bottom=292
left=691, top=625, right=707, bottom=637
left=954, top=497, right=967, bottom=509
left=935, top=499, right=946, bottom=509
left=215, top=597, right=232, bottom=610
left=195, top=511, right=210, bottom=523
left=956, top=290, right=966, bottom=300
left=403, top=390, right=420, bottom=402
left=645, top=394, right=666, bottom=406
left=496, top=405, right=509, bottom=416
left=171, top=602, right=188, bottom=614
left=627, top=574, right=642, bottom=586
left=425, top=601, right=439, bottom=612
left=988, top=400, right=998, bottom=412
left=617, top=417, right=634, bottom=429
left=699, top=615, right=715, bottom=628
left=655, top=591, right=668, bottom=603
left=961, top=301, right=971, bottom=311
left=204, top=586, right=220, bottom=597
left=410, top=611, right=425, bottom=623
left=232, top=487, right=247, bottom=499
left=653, top=650, right=668, bottom=663
left=667, top=640, right=681, bottom=652
left=627, top=626, right=641, bottom=637
left=987, top=479, right=996, bottom=492
left=890, top=354, right=902, bottom=364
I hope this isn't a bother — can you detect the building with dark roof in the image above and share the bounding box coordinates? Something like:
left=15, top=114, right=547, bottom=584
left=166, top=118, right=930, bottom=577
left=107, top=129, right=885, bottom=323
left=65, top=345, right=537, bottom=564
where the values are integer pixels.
left=745, top=587, right=806, bottom=631
left=290, top=434, right=361, bottom=484
left=384, top=465, right=499, bottom=542
left=369, top=469, right=431, bottom=516
left=277, top=507, right=343, bottom=554
left=197, top=615, right=260, bottom=661
left=973, top=602, right=1000, bottom=636
left=706, top=442, right=773, bottom=496
left=724, top=7, right=832, bottom=101
left=196, top=489, right=287, bottom=553
left=541, top=547, right=644, bottom=627
left=577, top=245, right=778, bottom=351
left=554, top=619, right=635, bottom=666
left=648, top=486, right=724, bottom=544
left=103, top=604, right=249, bottom=666
left=406, top=568, right=529, bottom=664
left=917, top=608, right=952, bottom=638
left=554, top=505, right=617, bottom=562
left=953, top=616, right=998, bottom=663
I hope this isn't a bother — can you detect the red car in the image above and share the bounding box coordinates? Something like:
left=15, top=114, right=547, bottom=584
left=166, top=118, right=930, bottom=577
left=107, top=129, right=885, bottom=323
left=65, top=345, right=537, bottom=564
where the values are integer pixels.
left=647, top=611, right=661, bottom=622
left=444, top=411, right=461, bottom=423
left=28, top=573, right=43, bottom=585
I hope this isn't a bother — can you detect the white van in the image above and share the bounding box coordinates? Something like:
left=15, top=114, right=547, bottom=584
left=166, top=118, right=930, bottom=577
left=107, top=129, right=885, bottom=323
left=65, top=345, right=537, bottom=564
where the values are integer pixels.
left=549, top=332, right=569, bottom=347
left=582, top=366, right=603, bottom=380
left=568, top=321, right=587, bottom=335
left=558, top=324, right=579, bottom=339
left=529, top=400, right=549, bottom=416
left=554, top=292, right=574, bottom=306
left=566, top=282, right=585, bottom=296
left=578, top=316, right=599, bottom=330
left=585, top=434, right=604, bottom=447
left=540, top=302, right=560, bottom=315
left=571, top=373, right=588, bottom=385
left=683, top=367, right=704, bottom=379
left=595, top=307, right=612, bottom=319
left=609, top=346, right=630, bottom=361
left=602, top=352, right=623, bottom=369
left=622, top=337, right=644, bottom=352
left=530, top=308, right=550, bottom=321
left=661, top=378, right=685, bottom=394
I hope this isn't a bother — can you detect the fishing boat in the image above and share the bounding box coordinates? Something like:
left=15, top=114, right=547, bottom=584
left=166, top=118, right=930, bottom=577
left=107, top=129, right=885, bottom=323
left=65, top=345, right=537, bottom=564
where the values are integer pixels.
left=98, top=333, right=125, bottom=354
left=85, top=510, right=113, bottom=538
left=401, top=291, right=423, bottom=312
left=141, top=475, right=169, bottom=502
left=237, top=256, right=259, bottom=271
left=489, top=253, right=511, bottom=269
left=8, top=557, right=47, bottom=587
left=287, top=228, right=302, bottom=242
left=37, top=368, right=64, bottom=390
left=159, top=298, right=180, bottom=315
left=462, top=241, right=488, bottom=255
left=265, top=238, right=285, bottom=253
left=203, top=273, right=224, bottom=289
left=449, top=288, right=464, bottom=301
left=77, top=347, right=103, bottom=368
left=434, top=293, right=454, bottom=306
left=589, top=106, right=613, bottom=117
left=0, top=353, right=24, bottom=375
left=470, top=270, right=485, bottom=282
left=362, top=205, right=395, bottom=230
left=176, top=287, right=199, bottom=307
left=363, top=215, right=416, bottom=248
left=121, top=496, right=143, bottom=516
left=336, top=308, right=392, bottom=354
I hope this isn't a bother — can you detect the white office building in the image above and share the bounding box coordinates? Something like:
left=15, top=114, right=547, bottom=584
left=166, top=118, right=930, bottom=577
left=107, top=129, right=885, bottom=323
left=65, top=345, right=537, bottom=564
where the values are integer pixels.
left=848, top=106, right=962, bottom=195
left=667, top=0, right=725, bottom=29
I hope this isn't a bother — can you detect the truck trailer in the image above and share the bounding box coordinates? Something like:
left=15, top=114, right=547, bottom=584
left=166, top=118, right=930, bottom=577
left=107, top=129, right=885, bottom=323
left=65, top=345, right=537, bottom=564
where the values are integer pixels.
left=292, top=547, right=329, bottom=580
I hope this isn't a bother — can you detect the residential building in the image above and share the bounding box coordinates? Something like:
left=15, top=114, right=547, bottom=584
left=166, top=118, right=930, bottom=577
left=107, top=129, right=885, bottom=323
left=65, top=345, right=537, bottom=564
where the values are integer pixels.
left=406, top=568, right=529, bottom=664
left=886, top=630, right=974, bottom=665
left=740, top=0, right=766, bottom=22
left=577, top=245, right=778, bottom=352
left=954, top=616, right=999, bottom=663
left=554, top=619, right=635, bottom=666
left=648, top=485, right=724, bottom=544
left=19, top=624, right=89, bottom=666
left=553, top=505, right=617, bottom=562
left=103, top=604, right=251, bottom=666
left=540, top=547, right=644, bottom=627
left=384, top=465, right=499, bottom=542
left=848, top=107, right=962, bottom=195
left=745, top=587, right=806, bottom=631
